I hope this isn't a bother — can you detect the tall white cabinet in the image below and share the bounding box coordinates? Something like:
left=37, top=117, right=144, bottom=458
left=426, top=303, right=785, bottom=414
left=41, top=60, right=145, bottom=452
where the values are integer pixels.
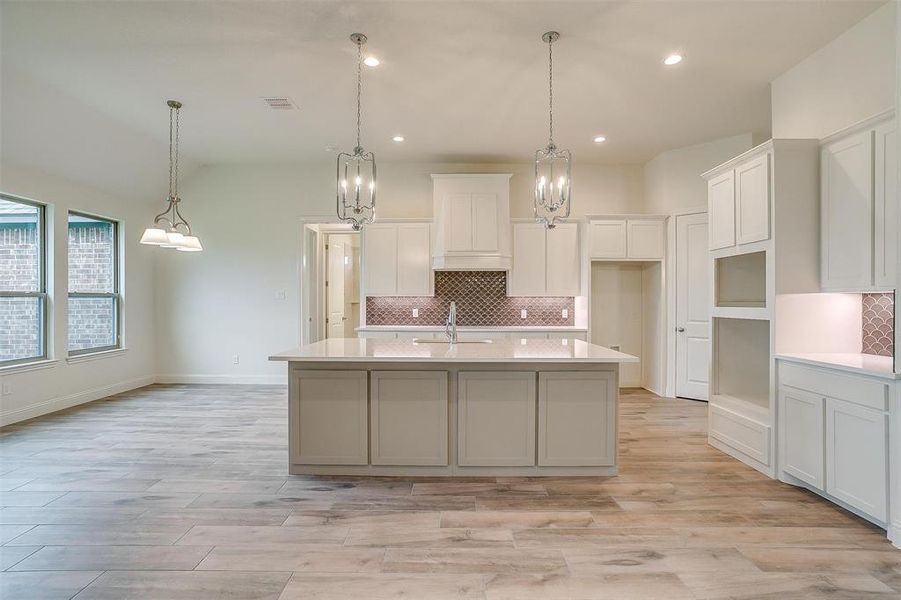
left=702, top=139, right=820, bottom=477
left=820, top=112, right=897, bottom=291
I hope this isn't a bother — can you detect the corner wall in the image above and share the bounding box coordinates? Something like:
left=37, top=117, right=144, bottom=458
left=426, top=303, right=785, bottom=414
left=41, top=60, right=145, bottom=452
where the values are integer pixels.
left=0, top=163, right=158, bottom=426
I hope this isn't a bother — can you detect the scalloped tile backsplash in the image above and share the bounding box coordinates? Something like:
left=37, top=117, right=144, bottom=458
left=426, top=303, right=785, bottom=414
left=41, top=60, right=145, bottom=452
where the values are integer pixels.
left=862, top=292, right=894, bottom=357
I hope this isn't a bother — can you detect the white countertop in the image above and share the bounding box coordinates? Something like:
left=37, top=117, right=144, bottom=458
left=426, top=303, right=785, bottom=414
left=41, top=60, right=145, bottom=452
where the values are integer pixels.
left=775, top=352, right=898, bottom=380
left=356, top=325, right=588, bottom=332
left=270, top=338, right=638, bottom=364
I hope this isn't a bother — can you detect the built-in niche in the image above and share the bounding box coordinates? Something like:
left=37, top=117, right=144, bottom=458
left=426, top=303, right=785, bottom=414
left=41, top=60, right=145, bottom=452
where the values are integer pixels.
left=713, top=317, right=770, bottom=413
left=715, top=251, right=766, bottom=308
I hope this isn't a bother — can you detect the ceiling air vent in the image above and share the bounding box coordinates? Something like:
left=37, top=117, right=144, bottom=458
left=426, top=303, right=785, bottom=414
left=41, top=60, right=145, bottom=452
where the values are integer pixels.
left=261, top=97, right=297, bottom=110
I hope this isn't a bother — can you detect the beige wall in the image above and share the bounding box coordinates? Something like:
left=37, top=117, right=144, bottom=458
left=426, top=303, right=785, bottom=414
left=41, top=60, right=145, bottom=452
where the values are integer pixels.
left=771, top=1, right=896, bottom=139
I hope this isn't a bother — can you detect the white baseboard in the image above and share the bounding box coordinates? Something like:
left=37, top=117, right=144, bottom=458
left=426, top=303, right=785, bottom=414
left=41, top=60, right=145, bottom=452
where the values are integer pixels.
left=155, top=374, right=286, bottom=385
left=0, top=375, right=155, bottom=427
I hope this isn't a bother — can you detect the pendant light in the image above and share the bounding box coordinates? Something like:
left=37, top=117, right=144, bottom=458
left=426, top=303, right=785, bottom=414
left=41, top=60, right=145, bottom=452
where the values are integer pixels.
left=140, top=100, right=202, bottom=251
left=534, top=31, right=572, bottom=229
left=336, top=33, right=377, bottom=230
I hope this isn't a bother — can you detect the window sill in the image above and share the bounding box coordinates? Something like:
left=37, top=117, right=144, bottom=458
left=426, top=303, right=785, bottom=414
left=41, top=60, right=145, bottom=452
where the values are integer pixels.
left=66, top=347, right=128, bottom=365
left=0, top=359, right=59, bottom=375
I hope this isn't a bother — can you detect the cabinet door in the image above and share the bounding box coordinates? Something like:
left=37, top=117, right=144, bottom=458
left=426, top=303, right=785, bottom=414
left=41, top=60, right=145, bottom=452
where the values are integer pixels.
left=821, top=131, right=874, bottom=290
left=626, top=220, right=664, bottom=259
left=446, top=193, right=473, bottom=251
left=510, top=223, right=547, bottom=296
left=874, top=121, right=897, bottom=289
left=458, top=372, right=536, bottom=466
left=825, top=398, right=887, bottom=521
left=292, top=370, right=368, bottom=465
left=708, top=171, right=735, bottom=250
left=779, top=386, right=824, bottom=489
left=362, top=224, right=397, bottom=296
left=371, top=371, right=448, bottom=466
left=471, top=193, right=499, bottom=251
left=735, top=154, right=770, bottom=245
left=546, top=223, right=581, bottom=296
left=589, top=220, right=627, bottom=259
left=538, top=371, right=616, bottom=466
left=397, top=223, right=432, bottom=296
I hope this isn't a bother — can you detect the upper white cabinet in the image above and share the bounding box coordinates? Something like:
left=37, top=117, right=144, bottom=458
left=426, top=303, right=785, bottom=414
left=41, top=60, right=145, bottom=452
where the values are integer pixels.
left=820, top=115, right=896, bottom=292
left=706, top=153, right=769, bottom=251
left=708, top=171, right=735, bottom=250
left=510, top=222, right=580, bottom=297
left=589, top=217, right=664, bottom=260
left=362, top=221, right=432, bottom=296
left=432, top=174, right=512, bottom=270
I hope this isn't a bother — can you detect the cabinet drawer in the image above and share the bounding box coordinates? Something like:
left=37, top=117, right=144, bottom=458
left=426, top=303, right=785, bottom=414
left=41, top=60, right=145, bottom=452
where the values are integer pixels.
left=778, top=362, right=888, bottom=411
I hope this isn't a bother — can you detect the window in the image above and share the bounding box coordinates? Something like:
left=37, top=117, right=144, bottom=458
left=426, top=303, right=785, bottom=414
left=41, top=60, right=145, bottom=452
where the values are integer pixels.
left=68, top=212, right=120, bottom=355
left=0, top=195, right=47, bottom=366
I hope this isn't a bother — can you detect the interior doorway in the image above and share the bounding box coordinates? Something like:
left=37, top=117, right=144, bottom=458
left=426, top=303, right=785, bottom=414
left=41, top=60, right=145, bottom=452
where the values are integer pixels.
left=674, top=212, right=710, bottom=400
left=324, top=233, right=360, bottom=339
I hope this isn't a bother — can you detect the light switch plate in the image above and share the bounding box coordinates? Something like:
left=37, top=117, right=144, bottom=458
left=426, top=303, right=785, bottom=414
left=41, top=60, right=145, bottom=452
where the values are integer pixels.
left=520, top=309, right=528, bottom=319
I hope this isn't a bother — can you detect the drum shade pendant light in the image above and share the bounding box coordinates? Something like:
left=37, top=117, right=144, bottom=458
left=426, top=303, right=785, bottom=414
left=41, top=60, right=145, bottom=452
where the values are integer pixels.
left=534, top=31, right=572, bottom=229
left=336, top=33, right=377, bottom=230
left=140, top=100, right=202, bottom=251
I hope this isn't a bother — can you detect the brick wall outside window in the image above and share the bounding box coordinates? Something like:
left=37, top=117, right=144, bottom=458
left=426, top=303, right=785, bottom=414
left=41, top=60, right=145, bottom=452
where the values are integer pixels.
left=0, top=224, right=40, bottom=361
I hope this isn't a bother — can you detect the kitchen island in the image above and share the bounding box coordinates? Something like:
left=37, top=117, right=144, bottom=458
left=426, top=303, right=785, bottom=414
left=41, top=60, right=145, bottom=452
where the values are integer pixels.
left=269, top=337, right=638, bottom=476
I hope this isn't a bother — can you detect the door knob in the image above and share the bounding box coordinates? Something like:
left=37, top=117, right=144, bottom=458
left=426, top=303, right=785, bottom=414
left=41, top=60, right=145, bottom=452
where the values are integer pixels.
left=676, top=327, right=685, bottom=333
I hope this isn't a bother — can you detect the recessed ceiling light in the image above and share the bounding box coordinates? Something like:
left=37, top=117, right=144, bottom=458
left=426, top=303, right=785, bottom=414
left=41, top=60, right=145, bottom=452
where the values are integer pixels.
left=392, top=135, right=405, bottom=142
left=593, top=136, right=607, bottom=143
left=363, top=56, right=380, bottom=67
left=663, top=54, right=683, bottom=66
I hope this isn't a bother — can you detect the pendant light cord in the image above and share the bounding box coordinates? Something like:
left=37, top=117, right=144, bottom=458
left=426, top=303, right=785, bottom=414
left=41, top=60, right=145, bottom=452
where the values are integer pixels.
left=168, top=103, right=181, bottom=199
left=356, top=38, right=362, bottom=150
left=547, top=37, right=554, bottom=148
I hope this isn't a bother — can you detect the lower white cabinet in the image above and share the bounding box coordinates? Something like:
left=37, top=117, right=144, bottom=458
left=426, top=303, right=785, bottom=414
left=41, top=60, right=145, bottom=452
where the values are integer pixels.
left=292, top=370, right=368, bottom=465
left=458, top=372, right=536, bottom=466
left=779, top=387, right=824, bottom=489
left=371, top=371, right=448, bottom=466
left=538, top=371, right=616, bottom=466
left=825, top=397, right=887, bottom=521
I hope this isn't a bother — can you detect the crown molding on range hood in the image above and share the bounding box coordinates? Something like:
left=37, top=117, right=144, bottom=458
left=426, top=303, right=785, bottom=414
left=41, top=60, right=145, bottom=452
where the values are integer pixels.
left=431, top=173, right=513, bottom=271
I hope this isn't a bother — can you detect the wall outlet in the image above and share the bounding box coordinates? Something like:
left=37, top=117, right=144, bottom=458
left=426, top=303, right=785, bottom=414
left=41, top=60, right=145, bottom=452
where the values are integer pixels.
left=275, top=290, right=287, bottom=301
left=562, top=309, right=568, bottom=319
left=1, top=382, right=10, bottom=396
left=232, top=355, right=240, bottom=365
left=412, top=308, right=419, bottom=318
left=520, top=309, right=528, bottom=319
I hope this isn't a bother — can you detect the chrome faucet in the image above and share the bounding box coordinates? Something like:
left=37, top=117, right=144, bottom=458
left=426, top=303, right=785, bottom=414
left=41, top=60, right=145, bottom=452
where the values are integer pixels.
left=445, top=301, right=458, bottom=344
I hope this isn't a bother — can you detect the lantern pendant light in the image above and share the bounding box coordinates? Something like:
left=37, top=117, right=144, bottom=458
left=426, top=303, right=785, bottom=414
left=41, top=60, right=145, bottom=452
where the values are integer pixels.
left=140, top=100, right=202, bottom=251
left=534, top=31, right=572, bottom=229
left=336, top=33, right=377, bottom=230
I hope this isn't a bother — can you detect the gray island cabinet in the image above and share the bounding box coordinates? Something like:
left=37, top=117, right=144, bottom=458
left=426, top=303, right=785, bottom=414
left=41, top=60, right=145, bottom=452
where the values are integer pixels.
left=270, top=337, right=638, bottom=476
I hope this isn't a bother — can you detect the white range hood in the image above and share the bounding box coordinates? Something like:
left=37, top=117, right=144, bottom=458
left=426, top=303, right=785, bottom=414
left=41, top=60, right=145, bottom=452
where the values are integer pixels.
left=431, top=174, right=513, bottom=271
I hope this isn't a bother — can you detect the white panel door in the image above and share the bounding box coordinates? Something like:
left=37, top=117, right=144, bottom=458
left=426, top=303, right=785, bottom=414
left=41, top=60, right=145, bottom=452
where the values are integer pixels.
left=326, top=240, right=347, bottom=338
left=362, top=224, right=397, bottom=296
left=734, top=154, right=770, bottom=245
left=446, top=193, right=473, bottom=251
left=538, top=371, right=616, bottom=466
left=397, top=223, right=432, bottom=296
left=779, top=386, right=824, bottom=489
left=471, top=193, right=499, bottom=252
left=825, top=398, right=887, bottom=521
left=510, top=223, right=547, bottom=296
left=626, top=219, right=664, bottom=259
left=293, top=370, right=368, bottom=465
left=675, top=213, right=709, bottom=400
left=708, top=171, right=735, bottom=250
left=589, top=220, right=627, bottom=259
left=371, top=371, right=448, bottom=466
left=546, top=223, right=581, bottom=296
left=458, top=372, right=536, bottom=466
left=874, top=121, right=897, bottom=289
left=821, top=130, right=874, bottom=290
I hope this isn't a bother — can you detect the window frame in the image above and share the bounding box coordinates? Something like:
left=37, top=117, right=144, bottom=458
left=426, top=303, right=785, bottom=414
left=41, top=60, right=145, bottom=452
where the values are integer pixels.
left=0, top=194, right=48, bottom=367
left=67, top=210, right=122, bottom=357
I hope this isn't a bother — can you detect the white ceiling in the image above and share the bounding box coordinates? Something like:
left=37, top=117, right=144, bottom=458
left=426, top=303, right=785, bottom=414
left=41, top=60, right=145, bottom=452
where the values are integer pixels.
left=0, top=0, right=883, bottom=175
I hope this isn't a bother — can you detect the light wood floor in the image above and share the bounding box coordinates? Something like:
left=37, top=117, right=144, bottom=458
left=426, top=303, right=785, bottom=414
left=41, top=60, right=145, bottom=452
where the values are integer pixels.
left=1, top=385, right=899, bottom=599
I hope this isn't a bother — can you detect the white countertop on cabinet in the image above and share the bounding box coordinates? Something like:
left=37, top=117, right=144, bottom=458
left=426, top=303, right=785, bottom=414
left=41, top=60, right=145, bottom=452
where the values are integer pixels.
left=775, top=352, right=898, bottom=380
left=271, top=338, right=637, bottom=364
left=356, top=325, right=588, bottom=332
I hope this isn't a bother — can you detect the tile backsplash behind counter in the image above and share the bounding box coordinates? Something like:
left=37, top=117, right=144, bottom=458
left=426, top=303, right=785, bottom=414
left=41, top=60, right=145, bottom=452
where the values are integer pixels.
left=365, top=271, right=574, bottom=327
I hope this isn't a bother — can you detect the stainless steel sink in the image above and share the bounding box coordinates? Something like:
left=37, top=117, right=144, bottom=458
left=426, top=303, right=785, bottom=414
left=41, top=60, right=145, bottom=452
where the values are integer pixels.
left=412, top=338, right=494, bottom=344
